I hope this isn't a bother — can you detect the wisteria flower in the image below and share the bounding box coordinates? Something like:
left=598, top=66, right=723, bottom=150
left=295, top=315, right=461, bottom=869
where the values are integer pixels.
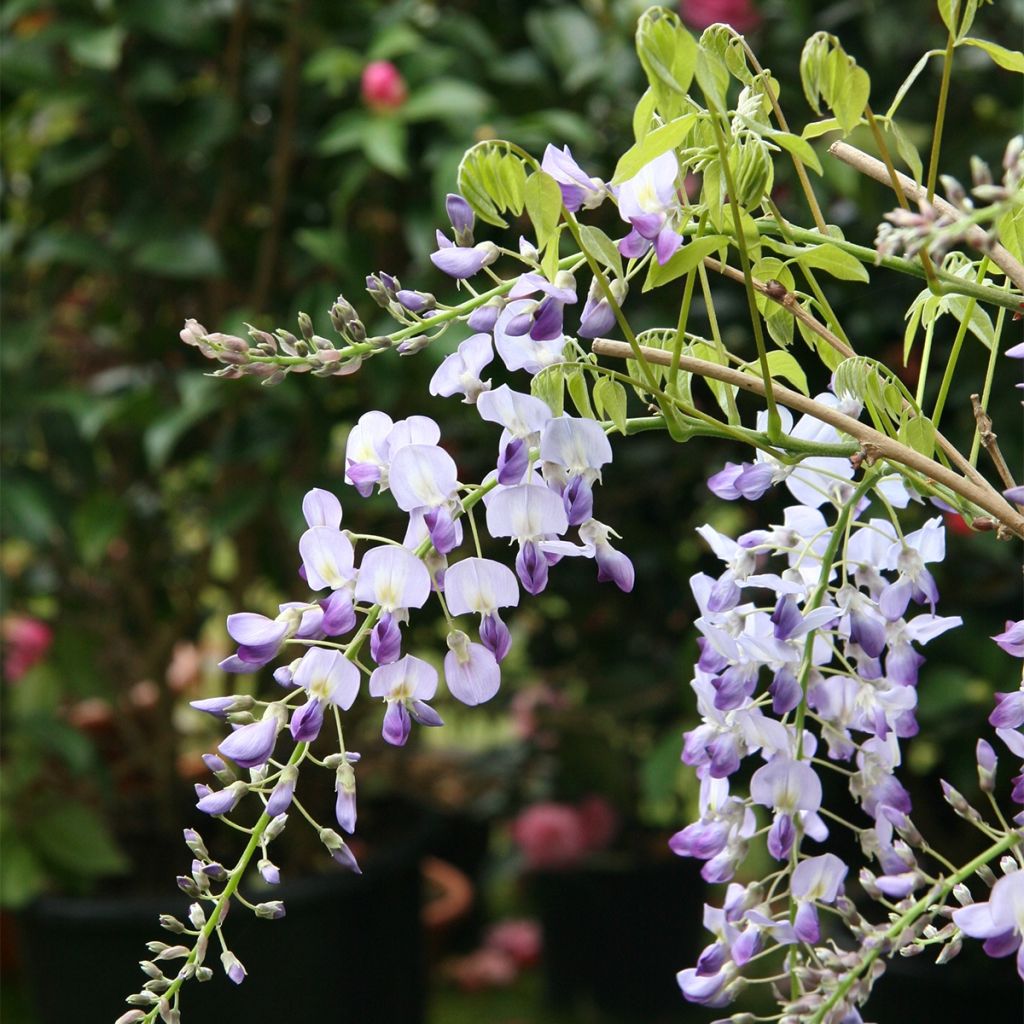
left=485, top=483, right=569, bottom=594
left=368, top=655, right=444, bottom=746
left=541, top=144, right=606, bottom=211
left=953, top=869, right=1024, bottom=979
left=288, top=647, right=361, bottom=742
left=444, top=556, right=519, bottom=660
left=429, top=333, right=494, bottom=403
left=616, top=151, right=683, bottom=265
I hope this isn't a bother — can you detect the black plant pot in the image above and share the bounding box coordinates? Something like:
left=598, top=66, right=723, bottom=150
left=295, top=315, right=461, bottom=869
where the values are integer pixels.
left=533, top=852, right=704, bottom=1021
left=18, top=806, right=432, bottom=1024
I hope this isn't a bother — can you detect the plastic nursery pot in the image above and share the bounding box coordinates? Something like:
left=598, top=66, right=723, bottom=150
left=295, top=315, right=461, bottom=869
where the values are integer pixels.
left=17, top=802, right=434, bottom=1024
left=532, top=849, right=704, bottom=1020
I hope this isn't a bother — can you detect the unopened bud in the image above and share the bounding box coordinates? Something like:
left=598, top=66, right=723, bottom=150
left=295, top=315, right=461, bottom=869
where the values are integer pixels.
left=139, top=961, right=164, bottom=980
left=255, top=900, right=286, bottom=920
left=183, top=828, right=209, bottom=859
left=126, top=992, right=159, bottom=1007
left=396, top=335, right=430, bottom=356
left=155, top=945, right=190, bottom=961
left=176, top=876, right=201, bottom=898
left=297, top=312, right=314, bottom=341
left=952, top=883, right=973, bottom=906
left=265, top=813, right=288, bottom=841
left=220, top=950, right=247, bottom=985
left=971, top=155, right=993, bottom=187
left=188, top=903, right=206, bottom=929
left=159, top=914, right=186, bottom=935
left=115, top=1012, right=147, bottom=1024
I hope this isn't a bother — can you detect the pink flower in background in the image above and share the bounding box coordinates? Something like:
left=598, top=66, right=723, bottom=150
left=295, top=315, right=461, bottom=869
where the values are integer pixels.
left=512, top=802, right=590, bottom=869
left=445, top=948, right=518, bottom=992
left=577, top=794, right=619, bottom=850
left=2, top=615, right=53, bottom=681
left=485, top=918, right=543, bottom=968
left=361, top=60, right=407, bottom=111
left=680, top=0, right=761, bottom=32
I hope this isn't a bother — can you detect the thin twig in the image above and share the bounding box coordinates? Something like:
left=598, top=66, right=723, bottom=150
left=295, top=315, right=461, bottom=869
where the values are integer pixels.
left=591, top=338, right=1024, bottom=539
left=972, top=393, right=1019, bottom=495
left=829, top=141, right=1024, bottom=294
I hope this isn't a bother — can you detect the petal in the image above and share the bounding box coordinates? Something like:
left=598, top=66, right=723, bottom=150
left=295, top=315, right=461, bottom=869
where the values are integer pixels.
left=302, top=488, right=342, bottom=530
left=444, top=640, right=501, bottom=705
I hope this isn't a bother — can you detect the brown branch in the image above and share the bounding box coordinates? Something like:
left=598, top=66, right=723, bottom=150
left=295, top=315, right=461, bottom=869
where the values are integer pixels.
left=591, top=338, right=1024, bottom=539
left=703, top=250, right=998, bottom=499
left=829, top=141, right=1024, bottom=294
left=972, top=393, right=1019, bottom=497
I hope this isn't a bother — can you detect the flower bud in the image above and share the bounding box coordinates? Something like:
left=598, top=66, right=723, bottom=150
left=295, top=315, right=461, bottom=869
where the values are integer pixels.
left=196, top=966, right=214, bottom=982
left=220, top=950, right=247, bottom=985
left=255, top=900, right=286, bottom=920
left=361, top=60, right=407, bottom=111
left=265, top=813, right=288, bottom=841
left=188, top=903, right=206, bottom=929
left=139, top=961, right=165, bottom=980
left=126, top=992, right=159, bottom=1007
left=159, top=914, right=186, bottom=934
left=154, top=945, right=190, bottom=961
left=183, top=828, right=209, bottom=859
left=976, top=739, right=998, bottom=793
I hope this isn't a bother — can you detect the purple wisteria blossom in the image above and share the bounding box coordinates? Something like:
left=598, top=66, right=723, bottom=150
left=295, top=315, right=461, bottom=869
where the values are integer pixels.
left=368, top=655, right=444, bottom=746
left=485, top=483, right=569, bottom=594
left=477, top=385, right=552, bottom=485
left=355, top=545, right=432, bottom=665
left=288, top=647, right=360, bottom=742
left=429, top=333, right=494, bottom=403
left=953, top=869, right=1024, bottom=979
left=388, top=443, right=462, bottom=554
left=493, top=299, right=567, bottom=375
left=444, top=556, right=519, bottom=661
left=616, top=151, right=683, bottom=265
left=541, top=144, right=606, bottom=211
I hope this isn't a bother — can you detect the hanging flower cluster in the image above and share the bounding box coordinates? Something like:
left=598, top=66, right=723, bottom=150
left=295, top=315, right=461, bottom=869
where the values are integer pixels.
left=123, top=8, right=1024, bottom=1021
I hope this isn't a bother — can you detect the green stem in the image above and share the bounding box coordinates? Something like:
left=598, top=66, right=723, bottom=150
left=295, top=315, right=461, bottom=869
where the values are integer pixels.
left=970, top=283, right=1011, bottom=465
left=706, top=99, right=781, bottom=439
left=930, top=257, right=989, bottom=430
left=807, top=830, right=1022, bottom=1024
left=927, top=6, right=959, bottom=202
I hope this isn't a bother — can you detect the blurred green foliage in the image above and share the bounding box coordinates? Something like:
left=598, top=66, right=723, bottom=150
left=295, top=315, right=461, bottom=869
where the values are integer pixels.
left=1, top=0, right=1021, bottom=909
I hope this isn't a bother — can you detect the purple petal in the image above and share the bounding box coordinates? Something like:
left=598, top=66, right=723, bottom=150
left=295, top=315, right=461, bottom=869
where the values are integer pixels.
left=218, top=716, right=279, bottom=769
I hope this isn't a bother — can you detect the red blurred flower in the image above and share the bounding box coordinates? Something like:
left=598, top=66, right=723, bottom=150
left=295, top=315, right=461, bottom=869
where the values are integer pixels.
left=511, top=802, right=590, bottom=869
left=577, top=794, right=618, bottom=850
left=485, top=918, right=543, bottom=968
left=360, top=60, right=407, bottom=111
left=680, top=0, right=761, bottom=33
left=2, top=615, right=53, bottom=681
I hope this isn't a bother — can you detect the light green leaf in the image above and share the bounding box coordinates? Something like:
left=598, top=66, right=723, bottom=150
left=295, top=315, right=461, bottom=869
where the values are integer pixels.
left=768, top=130, right=823, bottom=175
left=635, top=8, right=698, bottom=114
left=524, top=170, right=562, bottom=250
left=631, top=88, right=658, bottom=142
left=400, top=79, right=492, bottom=124
left=695, top=47, right=729, bottom=110
left=497, top=154, right=528, bottom=216
left=945, top=295, right=995, bottom=348
left=72, top=495, right=127, bottom=567
left=885, top=50, right=943, bottom=120
left=888, top=119, right=924, bottom=183
left=898, top=415, right=937, bottom=458
left=317, top=111, right=369, bottom=156
left=762, top=350, right=809, bottom=395
left=996, top=203, right=1024, bottom=263
left=832, top=64, right=870, bottom=133
left=531, top=364, right=564, bottom=416
left=937, top=0, right=959, bottom=35
left=566, top=367, right=595, bottom=418
left=69, top=26, right=126, bottom=70
left=643, top=235, right=729, bottom=291
left=612, top=114, right=695, bottom=184
left=361, top=117, right=408, bottom=177
left=131, top=229, right=223, bottom=279
left=789, top=242, right=869, bottom=282
left=593, top=376, right=628, bottom=433
left=802, top=117, right=842, bottom=140
left=578, top=224, right=624, bottom=279
left=0, top=834, right=47, bottom=908
left=28, top=801, right=129, bottom=878
left=959, top=37, right=1024, bottom=73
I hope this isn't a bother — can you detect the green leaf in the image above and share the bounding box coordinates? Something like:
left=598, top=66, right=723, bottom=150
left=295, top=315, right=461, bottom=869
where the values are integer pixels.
left=635, top=8, right=698, bottom=118
left=612, top=114, right=695, bottom=184
left=531, top=364, right=564, bottom=416
left=524, top=170, right=562, bottom=250
left=996, top=203, right=1024, bottom=263
left=888, top=119, right=924, bottom=183
left=400, top=79, right=492, bottom=124
left=643, top=235, right=729, bottom=291
left=317, top=111, right=369, bottom=155
left=593, top=377, right=627, bottom=434
left=0, top=834, right=47, bottom=909
left=566, top=367, right=595, bottom=418
left=361, top=117, right=408, bottom=177
left=945, top=295, right=995, bottom=348
left=762, top=350, right=809, bottom=395
left=768, top=130, right=823, bottom=175
left=497, top=155, right=528, bottom=217
left=898, top=415, right=937, bottom=458
left=960, top=37, right=1024, bottom=73
left=68, top=26, right=126, bottom=70
left=28, top=801, right=129, bottom=878
left=832, top=63, right=870, bottom=133
left=72, top=494, right=127, bottom=567
left=695, top=47, right=729, bottom=110
left=885, top=50, right=943, bottom=120
left=578, top=224, right=624, bottom=279
left=131, top=229, right=223, bottom=279
left=789, top=242, right=869, bottom=282
left=632, top=88, right=658, bottom=142
left=937, top=0, right=959, bottom=35
left=802, top=117, right=842, bottom=140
